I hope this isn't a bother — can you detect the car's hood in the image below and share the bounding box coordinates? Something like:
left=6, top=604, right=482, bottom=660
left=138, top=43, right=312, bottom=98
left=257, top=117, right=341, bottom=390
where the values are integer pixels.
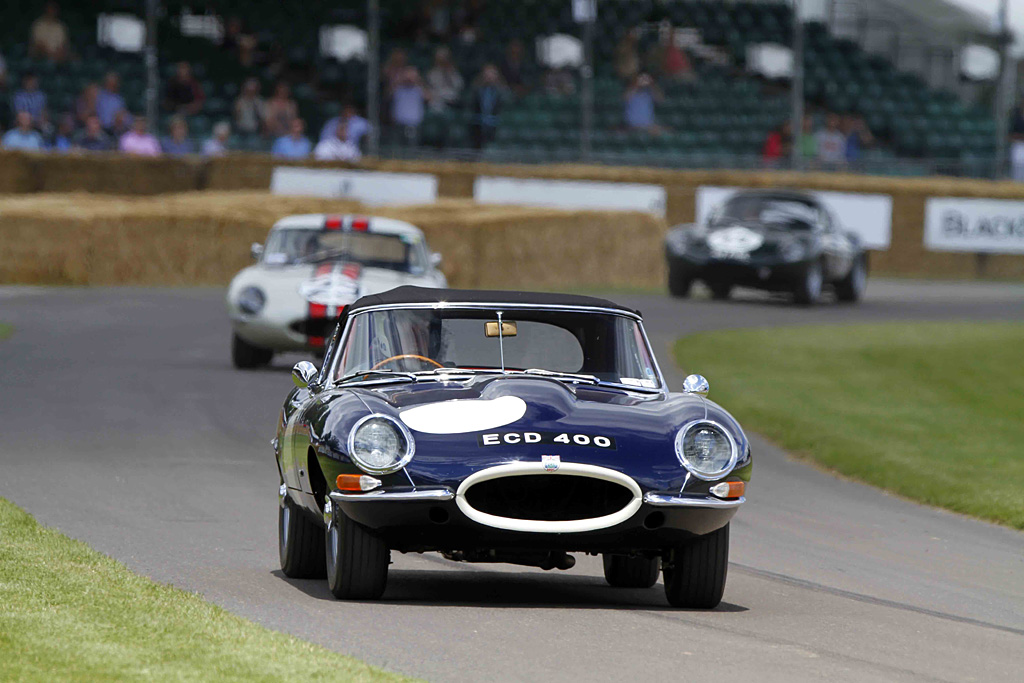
left=318, top=375, right=748, bottom=490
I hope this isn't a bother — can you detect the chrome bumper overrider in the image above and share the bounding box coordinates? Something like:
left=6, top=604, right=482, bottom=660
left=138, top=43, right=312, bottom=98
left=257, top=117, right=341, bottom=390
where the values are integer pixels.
left=329, top=487, right=455, bottom=503
left=643, top=493, right=745, bottom=508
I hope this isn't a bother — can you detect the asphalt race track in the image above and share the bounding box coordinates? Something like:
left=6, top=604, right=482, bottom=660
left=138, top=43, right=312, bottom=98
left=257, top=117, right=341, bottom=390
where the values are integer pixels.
left=2, top=280, right=1023, bottom=682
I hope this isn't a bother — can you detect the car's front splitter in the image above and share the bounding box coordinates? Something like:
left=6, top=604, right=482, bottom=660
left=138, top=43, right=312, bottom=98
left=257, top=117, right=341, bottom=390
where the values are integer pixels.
left=668, top=253, right=814, bottom=291
left=328, top=488, right=741, bottom=553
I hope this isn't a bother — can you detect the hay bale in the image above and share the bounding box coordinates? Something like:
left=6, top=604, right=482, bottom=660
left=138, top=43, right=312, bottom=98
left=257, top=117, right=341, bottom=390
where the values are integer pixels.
left=0, top=191, right=667, bottom=289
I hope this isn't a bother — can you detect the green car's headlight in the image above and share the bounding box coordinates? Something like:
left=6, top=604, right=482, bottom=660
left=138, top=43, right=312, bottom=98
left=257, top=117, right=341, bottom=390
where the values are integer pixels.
left=347, top=415, right=415, bottom=475
left=674, top=420, right=737, bottom=480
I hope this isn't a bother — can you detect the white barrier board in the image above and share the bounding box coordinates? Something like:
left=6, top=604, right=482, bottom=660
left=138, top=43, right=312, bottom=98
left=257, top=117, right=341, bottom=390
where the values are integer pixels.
left=924, top=197, right=1024, bottom=254
left=270, top=167, right=438, bottom=205
left=474, top=176, right=667, bottom=217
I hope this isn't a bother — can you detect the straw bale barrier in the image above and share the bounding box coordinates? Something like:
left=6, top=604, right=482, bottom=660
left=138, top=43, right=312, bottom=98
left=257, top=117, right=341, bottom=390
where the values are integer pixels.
left=3, top=150, right=1024, bottom=278
left=0, top=191, right=665, bottom=288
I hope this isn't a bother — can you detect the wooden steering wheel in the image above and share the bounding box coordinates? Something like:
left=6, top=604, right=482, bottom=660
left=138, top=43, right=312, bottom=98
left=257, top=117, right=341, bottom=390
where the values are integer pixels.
left=370, top=354, right=443, bottom=371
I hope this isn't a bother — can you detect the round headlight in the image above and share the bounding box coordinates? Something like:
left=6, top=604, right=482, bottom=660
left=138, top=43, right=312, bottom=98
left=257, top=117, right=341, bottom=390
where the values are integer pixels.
left=237, top=286, right=266, bottom=315
left=347, top=415, right=415, bottom=474
left=674, top=420, right=737, bottom=480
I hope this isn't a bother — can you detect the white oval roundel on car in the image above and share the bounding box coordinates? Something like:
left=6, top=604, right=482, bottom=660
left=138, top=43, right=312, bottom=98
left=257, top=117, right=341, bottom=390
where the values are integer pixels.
left=399, top=396, right=528, bottom=434
left=707, top=226, right=764, bottom=254
left=298, top=271, right=360, bottom=306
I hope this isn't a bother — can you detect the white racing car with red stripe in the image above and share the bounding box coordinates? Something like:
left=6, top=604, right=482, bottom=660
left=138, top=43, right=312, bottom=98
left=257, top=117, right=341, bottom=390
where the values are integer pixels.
left=226, top=214, right=447, bottom=368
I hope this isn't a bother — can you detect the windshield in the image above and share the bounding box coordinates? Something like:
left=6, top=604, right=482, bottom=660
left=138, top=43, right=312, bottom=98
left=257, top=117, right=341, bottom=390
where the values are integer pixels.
left=332, top=308, right=661, bottom=390
left=715, top=196, right=819, bottom=231
left=262, top=229, right=425, bottom=272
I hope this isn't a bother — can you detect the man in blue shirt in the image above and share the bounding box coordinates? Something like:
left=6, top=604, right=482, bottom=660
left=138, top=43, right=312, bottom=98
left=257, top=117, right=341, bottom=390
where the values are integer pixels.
left=272, top=117, right=311, bottom=158
left=319, top=104, right=369, bottom=147
left=469, top=64, right=506, bottom=149
left=13, top=72, right=47, bottom=126
left=74, top=115, right=111, bottom=152
left=623, top=73, right=664, bottom=134
left=161, top=116, right=195, bottom=156
left=97, top=71, right=128, bottom=131
left=2, top=111, right=45, bottom=150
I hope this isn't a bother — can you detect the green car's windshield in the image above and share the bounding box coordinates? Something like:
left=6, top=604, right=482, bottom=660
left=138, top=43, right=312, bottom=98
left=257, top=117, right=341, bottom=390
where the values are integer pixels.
left=262, top=229, right=425, bottom=272
left=716, top=196, right=819, bottom=231
left=332, top=307, right=661, bottom=390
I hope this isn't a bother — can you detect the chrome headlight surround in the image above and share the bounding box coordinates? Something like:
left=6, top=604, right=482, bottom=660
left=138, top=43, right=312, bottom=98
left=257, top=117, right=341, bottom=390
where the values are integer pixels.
left=346, top=414, right=416, bottom=475
left=673, top=419, right=738, bottom=481
left=236, top=286, right=266, bottom=315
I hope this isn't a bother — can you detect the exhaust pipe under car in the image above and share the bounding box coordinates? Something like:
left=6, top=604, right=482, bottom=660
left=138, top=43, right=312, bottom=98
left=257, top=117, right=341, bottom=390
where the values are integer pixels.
left=442, top=550, right=576, bottom=571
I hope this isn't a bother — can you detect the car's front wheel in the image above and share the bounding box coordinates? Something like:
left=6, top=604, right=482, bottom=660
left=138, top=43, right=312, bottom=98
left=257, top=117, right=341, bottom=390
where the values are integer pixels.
left=232, top=333, right=273, bottom=369
left=709, top=281, right=733, bottom=300
left=279, top=489, right=326, bottom=579
left=667, top=263, right=692, bottom=298
left=663, top=523, right=729, bottom=609
left=835, top=254, right=868, bottom=303
left=603, top=554, right=660, bottom=588
left=793, top=261, right=823, bottom=306
left=325, top=502, right=390, bottom=600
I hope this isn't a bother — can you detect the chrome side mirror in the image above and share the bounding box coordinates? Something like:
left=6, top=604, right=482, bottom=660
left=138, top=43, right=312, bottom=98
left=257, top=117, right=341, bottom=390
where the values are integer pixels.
left=682, top=374, right=709, bottom=396
left=430, top=252, right=443, bottom=268
left=292, top=361, right=319, bottom=389
left=251, top=242, right=264, bottom=260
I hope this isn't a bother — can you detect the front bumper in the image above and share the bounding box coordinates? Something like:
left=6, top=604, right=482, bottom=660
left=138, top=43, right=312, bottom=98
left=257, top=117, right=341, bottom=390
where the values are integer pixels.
left=668, top=250, right=813, bottom=291
left=327, top=486, right=742, bottom=553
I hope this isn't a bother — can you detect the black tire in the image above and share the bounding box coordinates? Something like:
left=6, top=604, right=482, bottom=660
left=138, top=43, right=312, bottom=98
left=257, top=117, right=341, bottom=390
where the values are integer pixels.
left=603, top=554, right=660, bottom=588
left=326, top=505, right=390, bottom=600
left=667, top=263, right=692, bottom=298
left=279, top=492, right=326, bottom=579
left=792, top=261, right=823, bottom=306
left=709, top=281, right=733, bottom=300
left=232, top=333, right=273, bottom=369
left=663, top=524, right=729, bottom=609
left=835, top=254, right=868, bottom=303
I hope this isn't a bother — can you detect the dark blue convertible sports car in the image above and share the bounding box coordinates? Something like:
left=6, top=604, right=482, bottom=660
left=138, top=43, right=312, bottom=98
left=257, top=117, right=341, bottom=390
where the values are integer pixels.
left=275, top=287, right=751, bottom=608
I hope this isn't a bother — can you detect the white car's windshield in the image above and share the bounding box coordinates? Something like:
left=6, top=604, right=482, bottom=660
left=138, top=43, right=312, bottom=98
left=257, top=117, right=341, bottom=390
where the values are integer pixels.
left=263, top=229, right=425, bottom=272
left=333, top=308, right=661, bottom=390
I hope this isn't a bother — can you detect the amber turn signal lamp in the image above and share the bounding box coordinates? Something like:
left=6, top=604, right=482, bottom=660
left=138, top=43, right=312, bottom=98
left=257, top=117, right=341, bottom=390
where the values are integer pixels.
left=709, top=481, right=745, bottom=499
left=336, top=474, right=382, bottom=492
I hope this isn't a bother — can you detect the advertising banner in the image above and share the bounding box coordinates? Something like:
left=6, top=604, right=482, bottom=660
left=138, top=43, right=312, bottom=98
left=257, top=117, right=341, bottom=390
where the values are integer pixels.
left=924, top=197, right=1024, bottom=254
left=270, top=167, right=438, bottom=205
left=474, top=176, right=667, bottom=217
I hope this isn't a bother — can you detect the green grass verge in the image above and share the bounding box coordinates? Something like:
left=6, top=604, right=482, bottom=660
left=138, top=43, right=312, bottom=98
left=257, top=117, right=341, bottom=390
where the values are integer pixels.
left=0, top=497, right=411, bottom=682
left=674, top=322, right=1024, bottom=529
left=0, top=323, right=12, bottom=341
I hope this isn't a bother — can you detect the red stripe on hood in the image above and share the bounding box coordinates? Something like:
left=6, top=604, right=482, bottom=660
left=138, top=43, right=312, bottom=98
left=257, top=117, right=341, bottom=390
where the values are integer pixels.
left=307, top=263, right=334, bottom=347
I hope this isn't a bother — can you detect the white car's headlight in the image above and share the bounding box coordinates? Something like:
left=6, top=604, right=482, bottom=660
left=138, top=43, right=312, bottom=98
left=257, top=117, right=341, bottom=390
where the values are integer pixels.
left=237, top=286, right=266, bottom=315
left=674, top=420, right=738, bottom=480
left=347, top=415, right=415, bottom=474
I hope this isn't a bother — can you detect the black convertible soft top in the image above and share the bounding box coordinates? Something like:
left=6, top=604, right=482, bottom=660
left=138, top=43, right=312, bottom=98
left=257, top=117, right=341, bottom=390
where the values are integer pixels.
left=347, top=286, right=640, bottom=317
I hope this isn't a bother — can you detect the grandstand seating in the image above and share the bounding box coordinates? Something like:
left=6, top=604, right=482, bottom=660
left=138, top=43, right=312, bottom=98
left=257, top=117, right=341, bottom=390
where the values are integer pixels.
left=0, top=0, right=998, bottom=169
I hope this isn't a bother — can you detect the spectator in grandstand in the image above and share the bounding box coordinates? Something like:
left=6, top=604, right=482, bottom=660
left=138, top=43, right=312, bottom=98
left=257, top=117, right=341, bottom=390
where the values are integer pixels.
left=29, top=2, right=70, bottom=63
left=119, top=116, right=161, bottom=156
left=798, top=115, right=817, bottom=162
left=49, top=113, right=74, bottom=152
left=319, top=104, right=369, bottom=147
left=74, top=115, right=112, bottom=152
left=454, top=0, right=483, bottom=44
left=427, top=47, right=464, bottom=112
left=314, top=121, right=361, bottom=162
left=163, top=62, right=205, bottom=117
left=271, top=117, right=311, bottom=158
left=421, top=0, right=453, bottom=41
left=0, top=69, right=14, bottom=130
left=2, top=111, right=45, bottom=151
left=264, top=82, right=298, bottom=138
left=202, top=121, right=231, bottom=156
left=543, top=67, right=576, bottom=96
left=500, top=40, right=531, bottom=98
left=815, top=113, right=846, bottom=167
left=1010, top=137, right=1024, bottom=182
left=161, top=116, right=195, bottom=156
left=75, top=83, right=100, bottom=127
left=233, top=78, right=266, bottom=136
left=843, top=115, right=874, bottom=164
left=762, top=121, right=790, bottom=167
left=624, top=73, right=664, bottom=135
left=647, top=21, right=693, bottom=83
left=221, top=16, right=258, bottom=66
left=13, top=72, right=47, bottom=127
left=390, top=67, right=427, bottom=145
left=467, top=64, right=507, bottom=150
left=615, top=29, right=641, bottom=83
left=382, top=49, right=409, bottom=93
left=97, top=72, right=128, bottom=132
left=110, top=109, right=132, bottom=139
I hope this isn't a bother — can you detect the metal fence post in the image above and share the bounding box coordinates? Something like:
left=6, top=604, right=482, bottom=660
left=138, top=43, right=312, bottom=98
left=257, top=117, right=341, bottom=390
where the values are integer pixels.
left=790, top=0, right=804, bottom=171
left=367, top=0, right=381, bottom=158
left=144, top=0, right=158, bottom=124
left=994, top=0, right=1011, bottom=179
left=580, top=3, right=595, bottom=162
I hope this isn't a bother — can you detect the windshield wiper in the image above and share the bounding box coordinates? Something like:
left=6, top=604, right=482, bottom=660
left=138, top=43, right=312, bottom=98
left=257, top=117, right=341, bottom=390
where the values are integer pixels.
left=336, top=369, right=418, bottom=385
left=522, top=368, right=600, bottom=384
left=415, top=368, right=502, bottom=376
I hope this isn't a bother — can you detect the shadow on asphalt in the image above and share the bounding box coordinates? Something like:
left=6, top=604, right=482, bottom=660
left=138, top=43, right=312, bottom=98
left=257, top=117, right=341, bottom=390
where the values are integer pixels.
left=271, top=569, right=749, bottom=613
